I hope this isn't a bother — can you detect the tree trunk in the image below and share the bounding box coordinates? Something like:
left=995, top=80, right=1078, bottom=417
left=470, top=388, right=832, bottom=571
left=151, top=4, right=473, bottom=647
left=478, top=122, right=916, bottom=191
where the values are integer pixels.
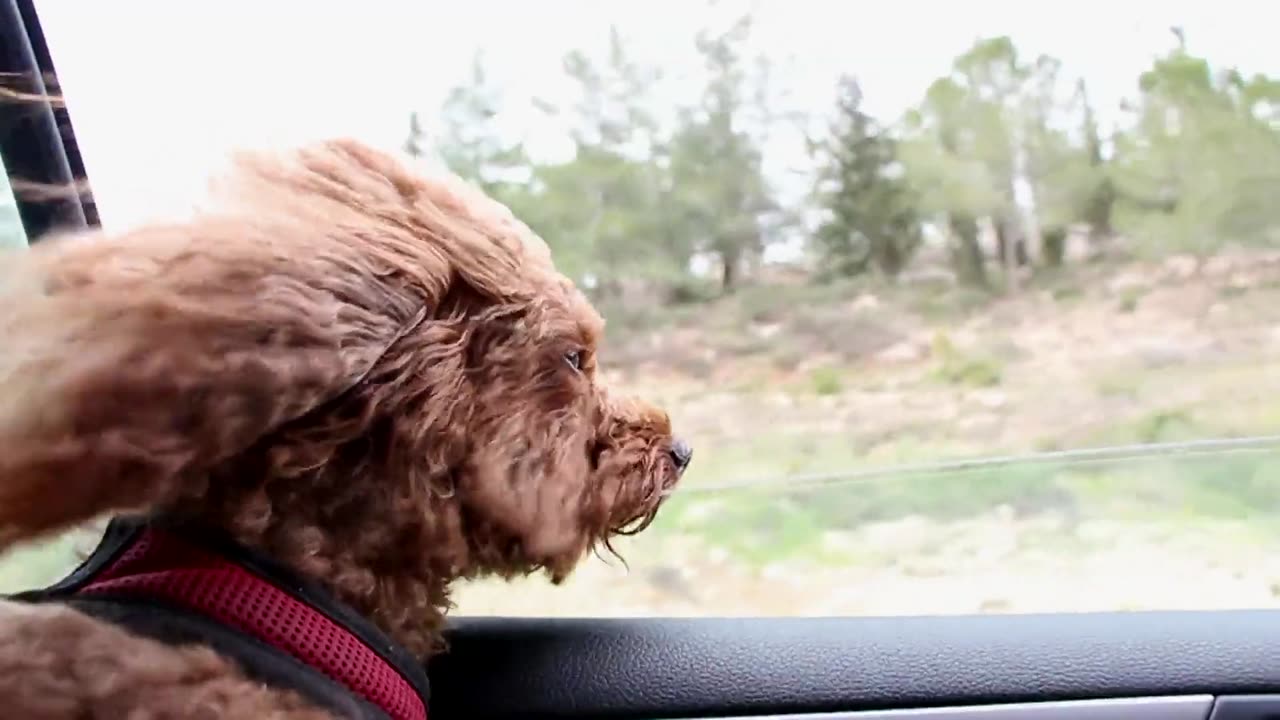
left=949, top=215, right=988, bottom=288
left=995, top=216, right=1029, bottom=294
left=720, top=251, right=739, bottom=294
left=873, top=233, right=906, bottom=278
left=1042, top=226, right=1067, bottom=267
left=1086, top=176, right=1116, bottom=244
left=994, top=217, right=1030, bottom=267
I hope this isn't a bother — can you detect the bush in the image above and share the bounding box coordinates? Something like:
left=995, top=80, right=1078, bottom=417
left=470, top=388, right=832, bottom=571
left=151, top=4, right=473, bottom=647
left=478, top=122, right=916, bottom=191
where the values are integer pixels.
left=931, top=333, right=1003, bottom=387
left=1117, top=287, right=1144, bottom=313
left=810, top=366, right=843, bottom=395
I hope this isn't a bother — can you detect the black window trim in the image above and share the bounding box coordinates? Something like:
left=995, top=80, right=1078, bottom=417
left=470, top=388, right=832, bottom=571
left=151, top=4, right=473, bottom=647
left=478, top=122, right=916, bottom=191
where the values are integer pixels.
left=1, top=0, right=97, bottom=243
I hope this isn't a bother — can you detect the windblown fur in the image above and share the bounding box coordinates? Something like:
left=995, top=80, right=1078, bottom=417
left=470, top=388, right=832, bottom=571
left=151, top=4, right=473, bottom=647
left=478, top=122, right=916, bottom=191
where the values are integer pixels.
left=0, top=139, right=685, bottom=718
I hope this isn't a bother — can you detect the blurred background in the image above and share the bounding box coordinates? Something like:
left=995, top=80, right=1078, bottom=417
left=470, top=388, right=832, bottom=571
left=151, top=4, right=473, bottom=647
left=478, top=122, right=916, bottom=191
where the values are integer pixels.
left=4, top=0, right=1280, bottom=618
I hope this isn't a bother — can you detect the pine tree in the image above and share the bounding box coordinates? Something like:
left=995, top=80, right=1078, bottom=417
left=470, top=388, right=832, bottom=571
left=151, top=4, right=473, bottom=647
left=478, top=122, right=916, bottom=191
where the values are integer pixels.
left=1078, top=80, right=1115, bottom=244
left=403, top=111, right=427, bottom=159
left=813, top=76, right=921, bottom=278
left=665, top=13, right=782, bottom=294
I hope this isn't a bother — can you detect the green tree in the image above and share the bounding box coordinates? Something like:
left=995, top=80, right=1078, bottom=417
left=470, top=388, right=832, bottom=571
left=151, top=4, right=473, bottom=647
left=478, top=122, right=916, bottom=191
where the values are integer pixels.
left=900, top=77, right=1000, bottom=287
left=531, top=27, right=679, bottom=292
left=951, top=37, right=1029, bottom=277
left=413, top=50, right=544, bottom=249
left=665, top=12, right=782, bottom=294
left=902, top=36, right=1107, bottom=282
left=1111, top=30, right=1280, bottom=258
left=425, top=52, right=530, bottom=195
left=1077, top=79, right=1116, bottom=247
left=421, top=46, right=663, bottom=288
left=1019, top=65, right=1109, bottom=267
left=810, top=76, right=921, bottom=278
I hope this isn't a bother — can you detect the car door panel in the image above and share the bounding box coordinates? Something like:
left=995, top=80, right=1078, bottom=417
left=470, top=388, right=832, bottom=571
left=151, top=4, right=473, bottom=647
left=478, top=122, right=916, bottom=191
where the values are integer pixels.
left=687, top=696, right=1215, bottom=720
left=429, top=614, right=1280, bottom=718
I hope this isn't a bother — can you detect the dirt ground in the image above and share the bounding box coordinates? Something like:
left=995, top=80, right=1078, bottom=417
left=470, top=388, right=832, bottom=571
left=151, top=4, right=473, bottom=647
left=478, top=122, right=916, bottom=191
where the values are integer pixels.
left=454, top=510, right=1280, bottom=617
left=453, top=250, right=1280, bottom=617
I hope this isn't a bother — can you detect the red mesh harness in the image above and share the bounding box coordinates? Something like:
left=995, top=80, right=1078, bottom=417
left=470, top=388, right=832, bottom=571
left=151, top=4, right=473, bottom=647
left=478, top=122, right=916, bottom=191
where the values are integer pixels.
left=11, top=517, right=429, bottom=720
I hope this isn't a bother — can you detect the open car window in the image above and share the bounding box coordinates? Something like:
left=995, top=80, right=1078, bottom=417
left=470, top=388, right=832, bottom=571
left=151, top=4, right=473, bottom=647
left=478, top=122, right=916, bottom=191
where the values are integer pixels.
left=6, top=0, right=1280, bottom=629
left=0, top=154, right=24, bottom=249
left=11, top=3, right=1280, bottom=720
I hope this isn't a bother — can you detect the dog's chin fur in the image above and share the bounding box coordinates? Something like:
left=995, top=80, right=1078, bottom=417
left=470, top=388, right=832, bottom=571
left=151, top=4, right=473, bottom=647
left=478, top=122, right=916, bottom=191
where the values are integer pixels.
left=0, top=139, right=684, bottom=659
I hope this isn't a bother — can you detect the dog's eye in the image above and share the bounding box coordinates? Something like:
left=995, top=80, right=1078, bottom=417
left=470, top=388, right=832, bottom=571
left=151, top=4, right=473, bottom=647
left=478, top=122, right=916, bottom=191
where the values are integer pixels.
left=564, top=350, right=583, bottom=372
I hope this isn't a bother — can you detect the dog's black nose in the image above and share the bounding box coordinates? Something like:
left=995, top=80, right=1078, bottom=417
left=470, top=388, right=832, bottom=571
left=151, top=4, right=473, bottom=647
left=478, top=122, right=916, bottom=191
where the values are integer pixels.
left=669, top=438, right=693, bottom=471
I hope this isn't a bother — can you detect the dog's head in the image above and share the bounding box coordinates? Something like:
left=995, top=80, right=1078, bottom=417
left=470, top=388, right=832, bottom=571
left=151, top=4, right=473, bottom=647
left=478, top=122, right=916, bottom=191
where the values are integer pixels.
left=247, top=142, right=694, bottom=581
left=0, top=140, right=688, bottom=623
left=443, top=279, right=689, bottom=579
left=368, top=204, right=690, bottom=580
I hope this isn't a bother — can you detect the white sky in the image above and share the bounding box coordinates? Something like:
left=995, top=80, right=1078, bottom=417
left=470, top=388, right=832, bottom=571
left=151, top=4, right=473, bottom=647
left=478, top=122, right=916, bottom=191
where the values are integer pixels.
left=31, top=0, right=1280, bottom=232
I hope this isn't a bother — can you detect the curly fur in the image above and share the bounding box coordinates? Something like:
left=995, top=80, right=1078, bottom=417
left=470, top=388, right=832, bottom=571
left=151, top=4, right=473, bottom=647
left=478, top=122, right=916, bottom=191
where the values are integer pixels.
left=0, top=139, right=686, bottom=717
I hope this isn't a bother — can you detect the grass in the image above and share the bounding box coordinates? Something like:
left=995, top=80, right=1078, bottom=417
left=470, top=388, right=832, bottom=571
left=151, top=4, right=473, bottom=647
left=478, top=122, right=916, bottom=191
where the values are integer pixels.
left=900, top=283, right=993, bottom=322
left=650, top=447, right=1280, bottom=569
left=733, top=279, right=867, bottom=325
left=652, top=351, right=1280, bottom=570
left=1052, top=285, right=1085, bottom=302
left=930, top=333, right=1003, bottom=387
left=1094, top=369, right=1142, bottom=398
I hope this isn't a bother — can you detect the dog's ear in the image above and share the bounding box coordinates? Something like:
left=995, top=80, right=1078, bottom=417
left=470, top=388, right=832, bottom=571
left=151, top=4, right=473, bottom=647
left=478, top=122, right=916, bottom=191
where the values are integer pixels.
left=0, top=225, right=418, bottom=546
left=0, top=140, right=525, bottom=547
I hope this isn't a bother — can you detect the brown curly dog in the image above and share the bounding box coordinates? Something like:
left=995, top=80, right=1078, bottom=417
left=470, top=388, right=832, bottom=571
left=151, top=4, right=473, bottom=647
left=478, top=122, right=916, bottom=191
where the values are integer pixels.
left=0, top=139, right=689, bottom=718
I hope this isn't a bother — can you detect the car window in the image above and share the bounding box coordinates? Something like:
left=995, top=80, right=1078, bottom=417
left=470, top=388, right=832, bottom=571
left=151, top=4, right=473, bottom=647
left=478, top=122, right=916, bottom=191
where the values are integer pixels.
left=0, top=152, right=26, bottom=250
left=6, top=1, right=1280, bottom=619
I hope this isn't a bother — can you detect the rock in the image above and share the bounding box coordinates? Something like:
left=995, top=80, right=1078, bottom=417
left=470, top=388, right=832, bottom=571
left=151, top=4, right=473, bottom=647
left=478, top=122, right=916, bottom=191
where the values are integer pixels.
left=1137, top=338, right=1194, bottom=367
left=876, top=340, right=928, bottom=364
left=1203, top=254, right=1237, bottom=277
left=1163, top=254, right=1199, bottom=280
left=859, top=515, right=935, bottom=552
left=1107, top=270, right=1150, bottom=295
left=645, top=565, right=699, bottom=602
left=1065, top=231, right=1092, bottom=262
left=971, top=388, right=1009, bottom=410
left=752, top=322, right=784, bottom=339
left=850, top=293, right=881, bottom=312
left=766, top=392, right=796, bottom=408
left=821, top=531, right=859, bottom=555
left=957, top=413, right=1001, bottom=434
